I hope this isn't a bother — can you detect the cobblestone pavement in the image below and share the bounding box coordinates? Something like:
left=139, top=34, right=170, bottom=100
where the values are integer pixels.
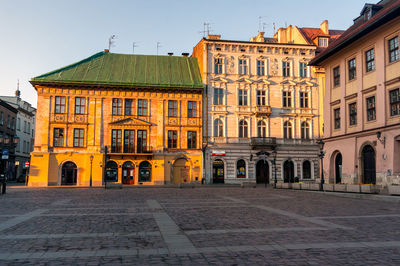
left=0, top=187, right=400, bottom=265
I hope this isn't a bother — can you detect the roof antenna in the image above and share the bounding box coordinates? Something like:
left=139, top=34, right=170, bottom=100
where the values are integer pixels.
left=132, top=42, right=138, bottom=54
left=15, top=79, right=21, bottom=98
left=108, top=35, right=116, bottom=51
left=156, top=42, right=162, bottom=55
left=258, top=16, right=266, bottom=32
left=199, top=22, right=213, bottom=38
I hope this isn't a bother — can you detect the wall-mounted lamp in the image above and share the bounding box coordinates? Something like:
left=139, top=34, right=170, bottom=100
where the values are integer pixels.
left=376, top=131, right=386, bottom=148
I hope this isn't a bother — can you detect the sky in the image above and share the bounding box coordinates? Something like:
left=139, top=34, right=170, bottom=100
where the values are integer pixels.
left=0, top=0, right=369, bottom=108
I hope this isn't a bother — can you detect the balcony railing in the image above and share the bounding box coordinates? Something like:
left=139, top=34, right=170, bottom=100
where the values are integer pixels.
left=109, top=145, right=154, bottom=154
left=254, top=106, right=272, bottom=116
left=250, top=137, right=277, bottom=146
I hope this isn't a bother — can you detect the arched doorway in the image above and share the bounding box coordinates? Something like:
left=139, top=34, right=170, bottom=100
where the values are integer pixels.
left=362, top=145, right=376, bottom=184
left=335, top=153, right=342, bottom=183
left=122, top=161, right=135, bottom=185
left=105, top=161, right=118, bottom=182
left=173, top=158, right=190, bottom=184
left=283, top=160, right=294, bottom=183
left=61, top=162, right=77, bottom=185
left=256, top=160, right=269, bottom=184
left=212, top=159, right=224, bottom=184
left=236, top=159, right=246, bottom=178
left=138, top=161, right=151, bottom=183
left=302, top=160, right=311, bottom=179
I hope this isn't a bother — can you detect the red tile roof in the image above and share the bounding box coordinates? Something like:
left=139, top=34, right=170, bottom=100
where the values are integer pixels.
left=298, top=28, right=344, bottom=45
left=310, top=0, right=400, bottom=65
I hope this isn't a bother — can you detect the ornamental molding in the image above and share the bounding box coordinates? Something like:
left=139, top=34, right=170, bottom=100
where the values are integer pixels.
left=109, top=117, right=152, bottom=126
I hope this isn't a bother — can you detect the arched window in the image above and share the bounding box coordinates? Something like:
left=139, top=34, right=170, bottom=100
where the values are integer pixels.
left=139, top=161, right=152, bottom=182
left=302, top=160, right=311, bottom=179
left=105, top=161, right=118, bottom=182
left=239, top=120, right=248, bottom=138
left=214, top=119, right=223, bottom=137
left=257, top=120, right=267, bottom=137
left=301, top=122, right=310, bottom=139
left=236, top=159, right=246, bottom=178
left=283, top=121, right=292, bottom=139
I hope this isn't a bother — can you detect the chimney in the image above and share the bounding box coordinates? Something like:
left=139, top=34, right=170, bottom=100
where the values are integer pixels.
left=208, top=34, right=221, bottom=40
left=15, top=80, right=21, bottom=98
left=182, top=53, right=189, bottom=57
left=168, top=52, right=174, bottom=56
left=104, top=49, right=109, bottom=53
left=320, top=20, right=329, bottom=34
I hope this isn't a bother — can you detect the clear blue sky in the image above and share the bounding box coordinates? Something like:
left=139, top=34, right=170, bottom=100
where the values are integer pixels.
left=0, top=0, right=368, bottom=107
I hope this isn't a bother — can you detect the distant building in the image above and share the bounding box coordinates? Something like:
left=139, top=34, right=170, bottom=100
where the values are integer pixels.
left=310, top=0, right=400, bottom=187
left=29, top=51, right=203, bottom=186
left=0, top=89, right=36, bottom=181
left=0, top=99, right=18, bottom=179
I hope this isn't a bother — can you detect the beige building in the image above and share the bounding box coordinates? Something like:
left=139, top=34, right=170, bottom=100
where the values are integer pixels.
left=310, top=0, right=400, bottom=189
left=193, top=33, right=321, bottom=184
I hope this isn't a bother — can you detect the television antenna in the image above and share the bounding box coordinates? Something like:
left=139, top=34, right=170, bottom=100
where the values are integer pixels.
left=156, top=42, right=162, bottom=55
left=199, top=22, right=213, bottom=37
left=132, top=42, right=138, bottom=54
left=258, top=16, right=266, bottom=32
left=108, top=35, right=116, bottom=51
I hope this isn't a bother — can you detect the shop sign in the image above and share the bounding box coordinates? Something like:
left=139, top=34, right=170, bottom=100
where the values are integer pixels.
left=211, top=150, right=226, bottom=156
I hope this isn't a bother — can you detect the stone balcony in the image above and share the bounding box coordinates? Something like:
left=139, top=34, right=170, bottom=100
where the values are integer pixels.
left=253, top=106, right=272, bottom=117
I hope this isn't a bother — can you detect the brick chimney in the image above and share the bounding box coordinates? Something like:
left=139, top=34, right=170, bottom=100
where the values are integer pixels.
left=168, top=52, right=174, bottom=56
left=320, top=20, right=329, bottom=35
left=182, top=53, right=189, bottom=57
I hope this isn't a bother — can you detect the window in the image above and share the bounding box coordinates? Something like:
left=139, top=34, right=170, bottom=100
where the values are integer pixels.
left=256, top=90, right=266, bottom=106
left=349, top=102, right=357, bottom=126
left=214, top=119, right=223, bottom=137
left=73, top=128, right=84, bottom=147
left=168, top=130, right=177, bottom=148
left=27, top=122, right=30, bottom=133
left=257, top=120, right=266, bottom=137
left=0, top=112, right=3, bottom=125
left=214, top=58, right=223, bottom=74
left=366, top=96, right=376, bottom=121
left=390, top=88, right=400, bottom=116
left=7, top=115, right=10, bottom=128
left=125, top=99, right=134, bottom=116
left=301, top=122, right=310, bottom=139
left=12, top=118, right=15, bottom=130
left=137, top=130, right=147, bottom=153
left=236, top=159, right=246, bottom=178
left=17, top=118, right=20, bottom=131
left=238, top=59, right=248, bottom=75
left=55, top=96, right=65, bottom=114
left=334, top=108, right=341, bottom=129
left=389, top=36, right=399, bottom=63
left=238, top=120, right=248, bottom=138
left=111, top=129, right=122, bottom=152
left=333, top=66, right=340, bottom=87
left=53, top=128, right=64, bottom=147
left=168, top=100, right=177, bottom=117
left=282, top=91, right=292, bottom=107
left=348, top=58, right=356, bottom=81
left=75, top=97, right=85, bottom=114
left=302, top=160, right=311, bottom=179
left=282, top=61, right=290, bottom=77
left=318, top=38, right=329, bottom=47
left=299, top=92, right=309, bottom=108
left=188, top=101, right=197, bottom=118
left=137, top=99, right=147, bottom=116
left=299, top=62, right=307, bottom=78
left=24, top=121, right=27, bottom=133
left=23, top=141, right=26, bottom=154
left=187, top=131, right=196, bottom=149
left=365, top=48, right=375, bottom=72
left=256, top=60, right=265, bottom=76
left=112, top=98, right=123, bottom=116
left=283, top=121, right=292, bottom=139
left=214, top=88, right=223, bottom=105
left=238, top=89, right=248, bottom=106
left=124, top=130, right=135, bottom=153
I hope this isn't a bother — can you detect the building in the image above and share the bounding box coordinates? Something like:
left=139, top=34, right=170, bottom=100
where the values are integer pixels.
left=0, top=88, right=36, bottom=181
left=0, top=99, right=18, bottom=179
left=310, top=0, right=400, bottom=188
left=193, top=33, right=321, bottom=185
left=29, top=51, right=203, bottom=186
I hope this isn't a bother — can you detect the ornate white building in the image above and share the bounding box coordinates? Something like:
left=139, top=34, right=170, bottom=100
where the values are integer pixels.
left=193, top=32, right=321, bottom=184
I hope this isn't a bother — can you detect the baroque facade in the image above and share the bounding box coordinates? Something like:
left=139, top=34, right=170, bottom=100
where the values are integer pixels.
left=310, top=0, right=400, bottom=188
left=193, top=33, right=322, bottom=184
left=29, top=51, right=203, bottom=186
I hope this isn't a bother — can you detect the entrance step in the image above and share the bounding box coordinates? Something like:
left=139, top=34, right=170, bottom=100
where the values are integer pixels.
left=241, top=182, right=257, bottom=188
left=105, top=183, right=123, bottom=189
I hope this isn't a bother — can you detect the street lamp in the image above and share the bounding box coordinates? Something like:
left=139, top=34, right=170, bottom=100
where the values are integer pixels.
left=272, top=148, right=277, bottom=188
left=317, top=138, right=325, bottom=191
left=4, top=135, right=10, bottom=145
left=13, top=136, right=19, bottom=145
left=90, top=155, right=94, bottom=187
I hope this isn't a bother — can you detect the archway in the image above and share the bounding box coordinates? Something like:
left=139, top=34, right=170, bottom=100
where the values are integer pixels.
left=362, top=145, right=376, bottom=184
left=61, top=162, right=77, bottom=185
left=283, top=160, right=294, bottom=183
left=105, top=161, right=118, bottom=182
left=335, top=153, right=342, bottom=183
left=173, top=158, right=190, bottom=184
left=138, top=161, right=151, bottom=182
left=302, top=160, right=311, bottom=179
left=256, top=160, right=269, bottom=184
left=212, top=159, right=225, bottom=184
left=122, top=161, right=135, bottom=185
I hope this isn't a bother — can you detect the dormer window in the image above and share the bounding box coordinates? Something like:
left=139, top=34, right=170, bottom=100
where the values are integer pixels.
left=318, top=38, right=329, bottom=47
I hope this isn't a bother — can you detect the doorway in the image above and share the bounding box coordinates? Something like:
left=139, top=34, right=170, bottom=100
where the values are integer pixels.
left=122, top=161, right=135, bottom=185
left=61, top=162, right=77, bottom=185
left=173, top=159, right=190, bottom=184
left=256, top=160, right=269, bottom=184
left=283, top=160, right=294, bottom=183
left=212, top=159, right=225, bottom=184
left=335, top=153, right=342, bottom=183
left=362, top=145, right=376, bottom=184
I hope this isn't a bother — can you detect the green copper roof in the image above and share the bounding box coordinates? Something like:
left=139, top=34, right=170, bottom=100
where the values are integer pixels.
left=31, top=51, right=203, bottom=89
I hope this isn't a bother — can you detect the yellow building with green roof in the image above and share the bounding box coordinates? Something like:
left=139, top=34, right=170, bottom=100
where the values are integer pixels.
left=29, top=50, right=204, bottom=186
